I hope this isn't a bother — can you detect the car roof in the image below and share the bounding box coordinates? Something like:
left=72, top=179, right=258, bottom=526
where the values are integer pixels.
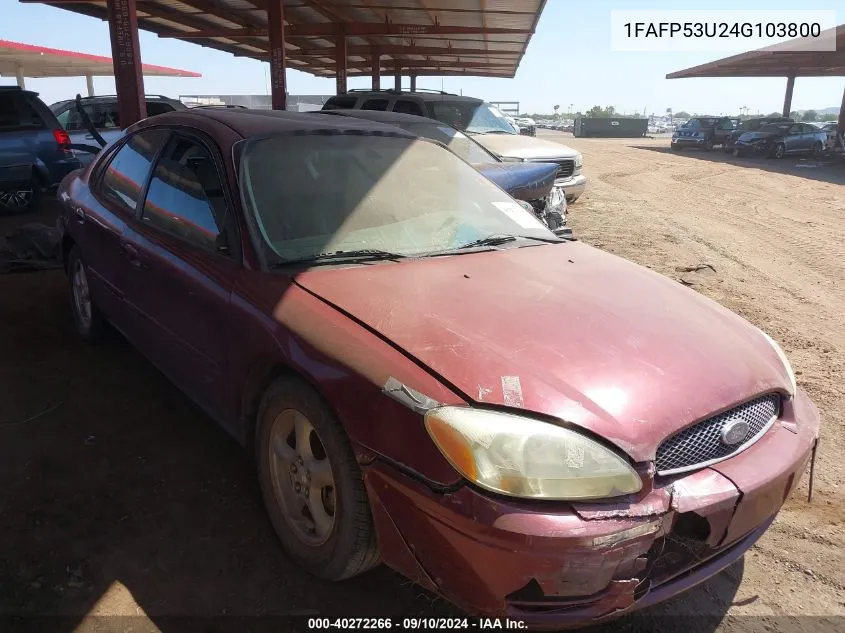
left=333, top=90, right=483, bottom=104
left=319, top=109, right=442, bottom=126
left=130, top=108, right=419, bottom=140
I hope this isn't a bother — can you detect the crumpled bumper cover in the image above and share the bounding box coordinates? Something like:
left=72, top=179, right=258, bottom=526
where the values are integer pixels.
left=363, top=389, right=819, bottom=628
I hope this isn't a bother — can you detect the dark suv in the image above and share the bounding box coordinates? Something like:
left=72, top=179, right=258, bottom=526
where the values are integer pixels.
left=50, top=94, right=187, bottom=165
left=1, top=86, right=81, bottom=212
left=671, top=116, right=735, bottom=151
left=723, top=117, right=794, bottom=152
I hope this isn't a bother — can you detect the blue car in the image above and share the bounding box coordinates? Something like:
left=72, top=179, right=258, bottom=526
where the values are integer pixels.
left=1, top=86, right=81, bottom=212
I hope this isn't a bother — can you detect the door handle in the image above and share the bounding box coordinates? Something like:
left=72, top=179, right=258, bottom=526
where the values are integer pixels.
left=85, top=134, right=96, bottom=140
left=120, top=241, right=147, bottom=269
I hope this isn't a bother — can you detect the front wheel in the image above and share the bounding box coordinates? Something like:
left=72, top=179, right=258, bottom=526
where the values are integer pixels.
left=812, top=141, right=824, bottom=157
left=771, top=143, right=786, bottom=159
left=703, top=138, right=714, bottom=151
left=256, top=376, right=379, bottom=581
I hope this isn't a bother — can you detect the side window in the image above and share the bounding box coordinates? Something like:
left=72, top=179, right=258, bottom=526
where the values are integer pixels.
left=392, top=100, right=424, bottom=116
left=361, top=99, right=388, bottom=111
left=322, top=96, right=357, bottom=110
left=788, top=125, right=801, bottom=135
left=142, top=135, right=228, bottom=254
left=55, top=108, right=71, bottom=129
left=720, top=119, right=734, bottom=130
left=146, top=102, right=175, bottom=117
left=99, top=129, right=169, bottom=214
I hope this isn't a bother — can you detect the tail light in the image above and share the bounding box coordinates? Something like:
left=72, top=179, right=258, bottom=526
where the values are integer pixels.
left=53, top=129, right=72, bottom=151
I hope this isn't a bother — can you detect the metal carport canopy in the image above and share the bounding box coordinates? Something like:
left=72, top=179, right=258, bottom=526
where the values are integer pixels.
left=20, top=0, right=547, bottom=79
left=666, top=24, right=845, bottom=139
left=0, top=38, right=200, bottom=95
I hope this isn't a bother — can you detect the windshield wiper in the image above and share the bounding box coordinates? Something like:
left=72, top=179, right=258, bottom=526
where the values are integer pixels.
left=458, top=234, right=562, bottom=249
left=273, top=249, right=406, bottom=267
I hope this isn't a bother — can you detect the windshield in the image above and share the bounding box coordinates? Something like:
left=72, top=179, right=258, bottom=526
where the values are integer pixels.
left=400, top=123, right=498, bottom=165
left=241, top=134, right=554, bottom=264
left=429, top=101, right=517, bottom=135
left=682, top=118, right=719, bottom=128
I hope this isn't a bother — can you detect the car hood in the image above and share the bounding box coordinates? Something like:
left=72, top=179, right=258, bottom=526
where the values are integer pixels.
left=472, top=133, right=579, bottom=160
left=293, top=243, right=792, bottom=461
left=738, top=131, right=781, bottom=141
left=472, top=162, right=558, bottom=202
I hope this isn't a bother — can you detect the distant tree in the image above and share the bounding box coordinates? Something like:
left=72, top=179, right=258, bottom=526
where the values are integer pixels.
left=801, top=109, right=818, bottom=122
left=674, top=110, right=690, bottom=118
left=766, top=111, right=782, bottom=118
left=789, top=110, right=800, bottom=119
left=820, top=113, right=838, bottom=121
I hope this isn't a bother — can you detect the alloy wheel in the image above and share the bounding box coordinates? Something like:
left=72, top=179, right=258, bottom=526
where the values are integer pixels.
left=71, top=259, right=93, bottom=330
left=775, top=144, right=785, bottom=159
left=0, top=187, right=34, bottom=210
left=268, top=409, right=336, bottom=546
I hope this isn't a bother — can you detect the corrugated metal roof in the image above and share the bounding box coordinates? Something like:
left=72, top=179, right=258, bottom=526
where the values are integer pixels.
left=668, top=24, right=845, bottom=78
left=24, top=0, right=546, bottom=79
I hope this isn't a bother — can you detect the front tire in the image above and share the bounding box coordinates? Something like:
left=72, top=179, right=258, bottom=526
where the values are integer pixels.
left=256, top=376, right=379, bottom=581
left=67, top=246, right=105, bottom=342
left=771, top=143, right=786, bottom=159
left=812, top=141, right=824, bottom=157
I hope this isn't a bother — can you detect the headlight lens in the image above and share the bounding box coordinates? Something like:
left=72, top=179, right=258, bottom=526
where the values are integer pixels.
left=424, top=407, right=642, bottom=500
left=756, top=328, right=797, bottom=396
left=574, top=152, right=583, bottom=168
left=545, top=186, right=566, bottom=215
left=500, top=155, right=526, bottom=163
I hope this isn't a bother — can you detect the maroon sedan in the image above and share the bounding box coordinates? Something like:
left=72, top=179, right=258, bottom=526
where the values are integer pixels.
left=57, top=109, right=819, bottom=627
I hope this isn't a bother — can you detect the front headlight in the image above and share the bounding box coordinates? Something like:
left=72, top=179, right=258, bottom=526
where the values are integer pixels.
left=500, top=155, right=526, bottom=163
left=574, top=152, right=583, bottom=168
left=756, top=328, right=797, bottom=396
left=545, top=186, right=566, bottom=215
left=424, top=407, right=641, bottom=500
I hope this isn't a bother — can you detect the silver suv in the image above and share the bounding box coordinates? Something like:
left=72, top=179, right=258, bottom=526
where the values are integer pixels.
left=322, top=89, right=587, bottom=202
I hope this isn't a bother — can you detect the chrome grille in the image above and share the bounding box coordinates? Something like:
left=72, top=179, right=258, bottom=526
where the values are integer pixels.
left=554, top=159, right=575, bottom=179
left=655, top=394, right=780, bottom=475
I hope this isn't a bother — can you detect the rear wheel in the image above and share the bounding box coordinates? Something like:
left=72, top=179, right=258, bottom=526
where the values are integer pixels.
left=812, top=141, right=824, bottom=157
left=703, top=138, right=714, bottom=151
left=771, top=143, right=786, bottom=159
left=67, top=246, right=105, bottom=342
left=256, top=376, right=379, bottom=581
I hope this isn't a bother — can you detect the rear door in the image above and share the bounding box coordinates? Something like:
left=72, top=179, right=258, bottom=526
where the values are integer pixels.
left=0, top=91, right=41, bottom=194
left=84, top=128, right=170, bottom=327
left=120, top=131, right=240, bottom=416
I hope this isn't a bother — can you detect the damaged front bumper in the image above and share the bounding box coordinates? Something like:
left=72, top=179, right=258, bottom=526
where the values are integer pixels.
left=363, top=389, right=819, bottom=628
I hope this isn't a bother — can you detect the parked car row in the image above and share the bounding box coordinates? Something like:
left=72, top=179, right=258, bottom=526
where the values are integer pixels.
left=55, top=106, right=819, bottom=627
left=672, top=115, right=831, bottom=158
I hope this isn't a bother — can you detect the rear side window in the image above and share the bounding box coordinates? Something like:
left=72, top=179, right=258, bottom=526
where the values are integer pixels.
left=361, top=99, right=388, bottom=111
left=146, top=102, right=175, bottom=117
left=322, top=96, right=357, bottom=110
left=142, top=135, right=228, bottom=253
left=0, top=93, right=45, bottom=131
left=392, top=100, right=423, bottom=116
left=99, top=129, right=169, bottom=214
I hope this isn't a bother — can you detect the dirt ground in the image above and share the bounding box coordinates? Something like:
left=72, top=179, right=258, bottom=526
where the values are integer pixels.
left=1, top=136, right=843, bottom=633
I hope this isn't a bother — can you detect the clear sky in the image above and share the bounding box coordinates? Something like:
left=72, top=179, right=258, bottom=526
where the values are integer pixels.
left=1, top=0, right=842, bottom=116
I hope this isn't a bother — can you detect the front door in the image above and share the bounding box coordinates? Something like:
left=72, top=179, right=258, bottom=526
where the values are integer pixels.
left=120, top=132, right=240, bottom=417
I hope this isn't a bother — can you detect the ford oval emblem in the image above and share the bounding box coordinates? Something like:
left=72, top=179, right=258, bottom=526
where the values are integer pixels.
left=720, top=419, right=750, bottom=446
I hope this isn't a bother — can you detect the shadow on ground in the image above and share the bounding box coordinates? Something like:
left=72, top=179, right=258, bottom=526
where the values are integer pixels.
left=630, top=145, right=845, bottom=186
left=0, top=203, right=741, bottom=633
